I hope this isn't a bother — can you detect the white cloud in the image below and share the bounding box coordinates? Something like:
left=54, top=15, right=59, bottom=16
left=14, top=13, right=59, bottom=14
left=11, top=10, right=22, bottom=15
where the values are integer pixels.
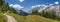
left=55, top=1, right=59, bottom=4
left=36, top=5, right=41, bottom=7
left=49, top=4, right=53, bottom=6
left=19, top=0, right=24, bottom=2
left=9, top=4, right=23, bottom=10
left=31, top=6, right=36, bottom=8
left=31, top=5, right=41, bottom=8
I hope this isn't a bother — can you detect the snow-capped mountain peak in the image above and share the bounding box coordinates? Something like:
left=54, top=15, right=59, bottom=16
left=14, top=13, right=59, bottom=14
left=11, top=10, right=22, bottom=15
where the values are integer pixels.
left=29, top=4, right=56, bottom=13
left=31, top=4, right=48, bottom=12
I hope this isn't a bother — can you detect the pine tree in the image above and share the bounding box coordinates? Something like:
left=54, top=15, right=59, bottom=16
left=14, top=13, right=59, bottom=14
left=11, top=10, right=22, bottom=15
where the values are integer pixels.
left=0, top=0, right=17, bottom=14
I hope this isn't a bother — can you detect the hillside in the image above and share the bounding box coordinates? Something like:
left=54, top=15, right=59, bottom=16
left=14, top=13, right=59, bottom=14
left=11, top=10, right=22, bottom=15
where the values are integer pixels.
left=0, top=0, right=15, bottom=22
left=0, top=0, right=8, bottom=22
left=8, top=12, right=60, bottom=22
left=0, top=13, right=7, bottom=22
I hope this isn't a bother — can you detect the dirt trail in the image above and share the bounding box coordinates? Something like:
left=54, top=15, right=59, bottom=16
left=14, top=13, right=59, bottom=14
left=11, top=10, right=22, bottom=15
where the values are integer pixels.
left=4, top=13, right=17, bottom=22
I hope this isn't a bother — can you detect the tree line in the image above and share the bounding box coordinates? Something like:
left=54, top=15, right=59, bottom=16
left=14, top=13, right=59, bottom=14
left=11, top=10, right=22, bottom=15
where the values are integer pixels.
left=30, top=7, right=60, bottom=20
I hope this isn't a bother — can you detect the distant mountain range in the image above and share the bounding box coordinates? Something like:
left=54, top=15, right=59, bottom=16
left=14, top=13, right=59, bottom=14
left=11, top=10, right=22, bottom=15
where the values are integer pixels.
left=28, top=4, right=60, bottom=17
left=17, top=10, right=28, bottom=16
left=29, top=4, right=60, bottom=13
left=10, top=4, right=60, bottom=16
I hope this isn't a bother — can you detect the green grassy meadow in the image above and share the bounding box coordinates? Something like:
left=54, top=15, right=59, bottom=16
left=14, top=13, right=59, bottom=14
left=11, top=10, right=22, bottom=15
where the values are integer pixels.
left=0, top=13, right=7, bottom=22
left=8, top=13, right=60, bottom=22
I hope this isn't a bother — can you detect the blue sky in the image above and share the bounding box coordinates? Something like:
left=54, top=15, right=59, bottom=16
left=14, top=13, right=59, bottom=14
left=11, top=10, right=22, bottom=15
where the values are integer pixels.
left=5, top=0, right=60, bottom=12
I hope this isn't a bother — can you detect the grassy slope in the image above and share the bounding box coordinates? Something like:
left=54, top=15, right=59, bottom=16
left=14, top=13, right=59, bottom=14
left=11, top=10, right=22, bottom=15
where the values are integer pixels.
left=0, top=13, right=7, bottom=22
left=8, top=13, right=60, bottom=22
